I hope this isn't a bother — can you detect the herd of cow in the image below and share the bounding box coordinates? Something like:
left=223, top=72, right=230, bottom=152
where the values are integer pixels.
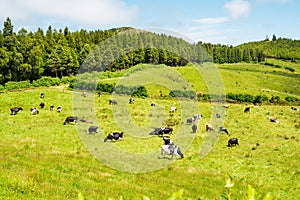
left=10, top=92, right=299, bottom=160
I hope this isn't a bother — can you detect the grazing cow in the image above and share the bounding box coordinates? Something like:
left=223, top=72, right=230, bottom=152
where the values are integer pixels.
left=244, top=107, right=250, bottom=113
left=10, top=107, right=23, bottom=115
left=56, top=106, right=62, bottom=113
left=291, top=107, right=299, bottom=111
left=269, top=117, right=279, bottom=123
left=50, top=105, right=54, bottom=111
left=227, top=138, right=239, bottom=147
left=39, top=102, right=45, bottom=109
left=161, top=145, right=184, bottom=159
left=223, top=105, right=229, bottom=108
left=129, top=97, right=135, bottom=104
left=40, top=93, right=44, bottom=98
left=63, top=116, right=78, bottom=125
left=162, top=136, right=174, bottom=145
left=149, top=127, right=173, bottom=136
left=192, top=124, right=197, bottom=133
left=151, top=103, right=156, bottom=106
left=82, top=92, right=88, bottom=98
left=186, top=117, right=195, bottom=125
left=80, top=119, right=93, bottom=124
left=87, top=126, right=98, bottom=134
left=30, top=107, right=39, bottom=115
left=109, top=100, right=118, bottom=105
left=104, top=132, right=124, bottom=142
left=219, top=126, right=229, bottom=134
left=216, top=113, right=221, bottom=118
left=97, top=91, right=101, bottom=97
left=170, top=106, right=177, bottom=112
left=206, top=124, right=215, bottom=132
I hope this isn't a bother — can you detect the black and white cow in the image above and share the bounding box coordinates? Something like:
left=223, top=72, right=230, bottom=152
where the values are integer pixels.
left=87, top=126, right=98, bottom=134
left=109, top=100, right=118, bottom=105
left=30, top=107, right=39, bottom=115
left=104, top=132, right=124, bottom=142
left=97, top=91, right=101, bottom=97
left=129, top=97, right=135, bottom=104
left=50, top=105, right=54, bottom=111
left=56, top=106, right=62, bottom=113
left=161, top=145, right=184, bottom=159
left=206, top=124, right=215, bottom=132
left=39, top=102, right=45, bottom=109
left=63, top=116, right=78, bottom=125
left=40, top=93, right=45, bottom=98
left=170, top=106, right=177, bottom=112
left=149, top=127, right=173, bottom=136
left=10, top=107, right=23, bottom=115
left=227, top=138, right=239, bottom=147
left=269, top=117, right=279, bottom=123
left=291, top=107, right=299, bottom=111
left=162, top=136, right=174, bottom=145
left=193, top=114, right=202, bottom=120
left=244, top=107, right=250, bottom=113
left=151, top=103, right=156, bottom=107
left=219, top=126, right=229, bottom=135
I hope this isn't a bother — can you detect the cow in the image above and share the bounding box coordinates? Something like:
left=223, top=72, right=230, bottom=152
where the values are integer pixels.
left=63, top=116, right=78, bottom=125
left=193, top=114, right=202, bottom=120
left=104, top=132, right=124, bottom=142
left=192, top=124, right=197, bottom=133
left=151, top=103, right=156, bottom=106
left=87, top=126, right=98, bottom=134
left=291, top=107, right=299, bottom=111
left=129, top=97, right=135, bottom=104
left=97, top=91, right=101, bottom=97
left=40, top=93, right=44, bottom=98
left=161, top=145, right=184, bottom=159
left=39, top=102, right=45, bottom=109
left=227, top=138, right=239, bottom=147
left=216, top=113, right=221, bottom=118
left=186, top=117, right=195, bottom=125
left=223, top=105, right=229, bottom=108
left=56, top=106, right=62, bottom=113
left=269, top=117, right=279, bottom=123
left=82, top=92, right=88, bottom=98
left=10, top=107, right=23, bottom=115
left=219, top=126, right=229, bottom=135
left=162, top=136, right=174, bottom=145
left=109, top=100, right=118, bottom=105
left=244, top=107, right=250, bottom=113
left=206, top=124, right=215, bottom=132
left=149, top=127, right=173, bottom=136
left=30, top=107, right=39, bottom=115
left=50, top=105, right=54, bottom=111
left=170, top=106, right=177, bottom=112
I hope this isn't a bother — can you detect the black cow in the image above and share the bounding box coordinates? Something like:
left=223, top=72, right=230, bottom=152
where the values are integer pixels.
left=104, top=132, right=124, bottom=142
left=40, top=102, right=45, bottom=109
left=30, top=107, right=39, bottom=115
left=40, top=93, right=44, bottom=98
left=97, top=92, right=101, bottom=97
left=244, top=107, right=250, bottom=113
left=10, top=107, right=23, bottom=115
left=149, top=127, right=173, bottom=136
left=50, top=105, right=54, bottom=111
left=63, top=116, right=78, bottom=125
left=219, top=126, right=229, bottom=134
left=56, top=106, right=62, bottom=113
left=192, top=124, right=197, bottom=133
left=109, top=100, right=118, bottom=105
left=228, top=138, right=239, bottom=147
left=87, top=126, right=98, bottom=134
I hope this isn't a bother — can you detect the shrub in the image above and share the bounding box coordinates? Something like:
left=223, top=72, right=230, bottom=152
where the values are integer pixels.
left=5, top=81, right=31, bottom=90
left=0, top=84, right=5, bottom=92
left=284, top=66, right=295, bottom=72
left=32, top=77, right=61, bottom=87
left=169, top=90, right=196, bottom=99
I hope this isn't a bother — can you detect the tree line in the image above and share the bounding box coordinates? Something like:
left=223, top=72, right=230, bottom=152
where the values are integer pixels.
left=3, top=17, right=299, bottom=85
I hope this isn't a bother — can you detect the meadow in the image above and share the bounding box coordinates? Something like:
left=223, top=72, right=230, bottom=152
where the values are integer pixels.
left=0, top=61, right=299, bottom=200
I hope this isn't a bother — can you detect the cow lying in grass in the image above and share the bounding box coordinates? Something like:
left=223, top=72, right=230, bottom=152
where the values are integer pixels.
left=30, top=107, right=39, bottom=115
left=161, top=145, right=184, bottom=159
left=104, top=132, right=124, bottom=142
left=149, top=127, right=173, bottom=136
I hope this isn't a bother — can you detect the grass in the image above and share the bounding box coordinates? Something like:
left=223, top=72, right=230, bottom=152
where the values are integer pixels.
left=0, top=61, right=300, bottom=199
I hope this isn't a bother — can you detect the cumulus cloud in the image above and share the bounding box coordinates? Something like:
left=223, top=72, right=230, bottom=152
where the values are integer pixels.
left=0, top=0, right=138, bottom=27
left=193, top=17, right=229, bottom=25
left=224, top=0, right=251, bottom=20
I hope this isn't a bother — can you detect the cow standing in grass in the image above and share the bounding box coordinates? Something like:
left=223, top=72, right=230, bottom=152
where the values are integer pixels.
left=10, top=107, right=23, bottom=115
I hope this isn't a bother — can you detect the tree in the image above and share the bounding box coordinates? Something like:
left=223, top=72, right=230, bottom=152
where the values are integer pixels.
left=272, top=34, right=277, bottom=41
left=3, top=17, right=13, bottom=37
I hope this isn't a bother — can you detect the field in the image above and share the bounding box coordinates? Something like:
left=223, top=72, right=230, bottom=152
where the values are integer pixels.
left=0, top=62, right=300, bottom=199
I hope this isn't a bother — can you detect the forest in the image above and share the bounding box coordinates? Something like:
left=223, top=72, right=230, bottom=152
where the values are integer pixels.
left=0, top=17, right=299, bottom=85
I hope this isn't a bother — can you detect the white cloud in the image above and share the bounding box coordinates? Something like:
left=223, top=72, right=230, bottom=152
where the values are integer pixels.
left=0, top=0, right=138, bottom=27
left=224, top=0, right=251, bottom=20
left=193, top=17, right=229, bottom=25
left=256, top=0, right=289, bottom=4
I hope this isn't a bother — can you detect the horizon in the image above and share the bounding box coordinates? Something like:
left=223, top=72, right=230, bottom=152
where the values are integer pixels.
left=1, top=0, right=299, bottom=46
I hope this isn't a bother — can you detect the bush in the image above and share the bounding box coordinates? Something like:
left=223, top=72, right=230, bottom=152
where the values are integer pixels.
left=169, top=90, right=196, bottom=99
left=32, top=77, right=61, bottom=87
left=285, top=96, right=298, bottom=102
left=61, top=76, right=75, bottom=84
left=5, top=81, right=31, bottom=90
left=284, top=66, right=295, bottom=72
left=0, top=84, right=5, bottom=92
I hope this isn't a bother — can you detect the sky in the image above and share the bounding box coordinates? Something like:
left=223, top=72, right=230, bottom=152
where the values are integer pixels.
left=0, top=0, right=299, bottom=45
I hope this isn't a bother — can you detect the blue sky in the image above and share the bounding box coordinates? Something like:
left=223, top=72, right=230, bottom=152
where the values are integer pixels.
left=0, top=0, right=299, bottom=45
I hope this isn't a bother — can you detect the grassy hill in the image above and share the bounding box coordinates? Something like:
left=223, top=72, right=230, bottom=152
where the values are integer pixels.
left=0, top=61, right=299, bottom=199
